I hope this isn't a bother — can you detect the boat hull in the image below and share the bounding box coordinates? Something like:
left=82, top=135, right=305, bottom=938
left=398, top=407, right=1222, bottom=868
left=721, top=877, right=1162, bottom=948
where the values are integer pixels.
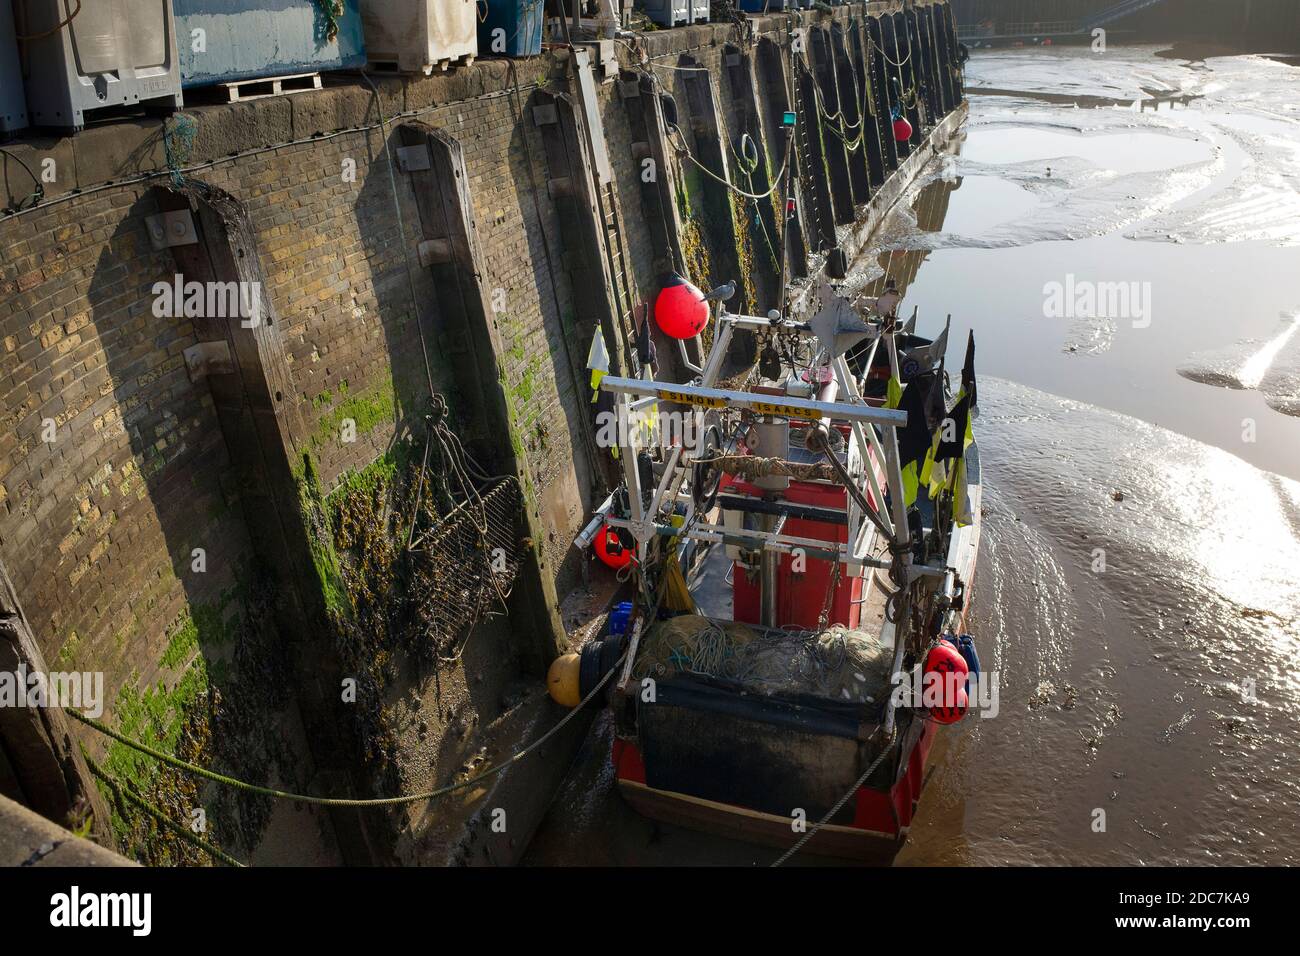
left=612, top=713, right=938, bottom=864
left=605, top=447, right=981, bottom=864
left=617, top=779, right=905, bottom=864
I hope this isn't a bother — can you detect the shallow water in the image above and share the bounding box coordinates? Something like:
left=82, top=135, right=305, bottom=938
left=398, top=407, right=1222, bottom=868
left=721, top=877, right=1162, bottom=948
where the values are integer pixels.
left=869, top=44, right=1300, bottom=866
left=848, top=44, right=1300, bottom=480
left=525, top=45, right=1300, bottom=866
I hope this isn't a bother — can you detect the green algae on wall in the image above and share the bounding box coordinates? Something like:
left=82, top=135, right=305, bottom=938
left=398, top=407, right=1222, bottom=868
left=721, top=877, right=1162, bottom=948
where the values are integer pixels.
left=730, top=193, right=759, bottom=317
left=295, top=452, right=349, bottom=616
left=96, top=575, right=292, bottom=866
left=292, top=435, right=487, bottom=822
left=306, top=376, right=397, bottom=453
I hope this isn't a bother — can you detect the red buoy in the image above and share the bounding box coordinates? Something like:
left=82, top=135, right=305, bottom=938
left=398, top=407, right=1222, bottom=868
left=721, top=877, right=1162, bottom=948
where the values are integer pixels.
left=925, top=641, right=969, bottom=678
left=593, top=525, right=632, bottom=570
left=654, top=275, right=710, bottom=340
left=930, top=684, right=969, bottom=724
left=924, top=642, right=969, bottom=723
left=893, top=116, right=913, bottom=142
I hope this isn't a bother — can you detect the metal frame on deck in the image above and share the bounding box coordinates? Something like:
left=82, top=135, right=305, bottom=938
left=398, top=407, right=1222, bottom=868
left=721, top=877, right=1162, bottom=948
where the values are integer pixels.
left=576, top=302, right=915, bottom=582
left=575, top=290, right=979, bottom=744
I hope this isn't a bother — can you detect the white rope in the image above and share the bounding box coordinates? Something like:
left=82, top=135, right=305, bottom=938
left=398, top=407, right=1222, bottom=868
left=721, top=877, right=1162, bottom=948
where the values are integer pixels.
left=870, top=35, right=912, bottom=70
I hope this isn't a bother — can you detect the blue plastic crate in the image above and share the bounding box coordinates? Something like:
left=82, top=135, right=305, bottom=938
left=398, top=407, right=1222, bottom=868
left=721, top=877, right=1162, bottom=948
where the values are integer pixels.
left=174, top=0, right=366, bottom=89
left=640, top=0, right=689, bottom=28
left=479, top=0, right=544, bottom=58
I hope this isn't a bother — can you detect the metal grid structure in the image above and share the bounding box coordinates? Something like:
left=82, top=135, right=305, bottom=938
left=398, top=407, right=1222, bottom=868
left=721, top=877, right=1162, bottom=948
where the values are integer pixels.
left=409, top=475, right=523, bottom=651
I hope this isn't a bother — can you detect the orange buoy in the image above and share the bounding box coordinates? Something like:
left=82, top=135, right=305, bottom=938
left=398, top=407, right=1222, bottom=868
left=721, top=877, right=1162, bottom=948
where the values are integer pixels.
left=654, top=274, right=710, bottom=340
left=593, top=524, right=633, bottom=569
left=546, top=653, right=582, bottom=707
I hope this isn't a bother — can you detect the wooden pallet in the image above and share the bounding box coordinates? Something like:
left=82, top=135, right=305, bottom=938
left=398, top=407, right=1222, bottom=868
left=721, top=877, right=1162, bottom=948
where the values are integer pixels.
left=219, top=72, right=322, bottom=103
left=366, top=55, right=475, bottom=76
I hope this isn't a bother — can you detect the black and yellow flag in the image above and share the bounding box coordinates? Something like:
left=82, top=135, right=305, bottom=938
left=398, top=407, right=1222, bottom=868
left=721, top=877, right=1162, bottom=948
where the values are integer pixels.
left=896, top=368, right=945, bottom=507
left=922, top=332, right=977, bottom=525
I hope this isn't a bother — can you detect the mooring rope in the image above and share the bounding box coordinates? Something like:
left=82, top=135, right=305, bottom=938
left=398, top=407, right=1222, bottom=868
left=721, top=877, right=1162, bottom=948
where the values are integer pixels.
left=85, top=754, right=246, bottom=868
left=666, top=123, right=789, bottom=201
left=796, top=49, right=865, bottom=132
left=870, top=35, right=912, bottom=71
left=67, top=651, right=625, bottom=809
left=793, top=50, right=868, bottom=152
left=771, top=726, right=895, bottom=867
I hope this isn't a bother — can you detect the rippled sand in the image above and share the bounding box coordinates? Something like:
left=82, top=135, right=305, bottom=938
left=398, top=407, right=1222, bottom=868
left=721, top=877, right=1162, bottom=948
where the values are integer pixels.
left=903, top=379, right=1300, bottom=866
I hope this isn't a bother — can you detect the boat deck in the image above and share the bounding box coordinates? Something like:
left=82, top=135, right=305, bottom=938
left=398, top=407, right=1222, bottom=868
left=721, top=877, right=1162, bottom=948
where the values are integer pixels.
left=689, top=514, right=895, bottom=646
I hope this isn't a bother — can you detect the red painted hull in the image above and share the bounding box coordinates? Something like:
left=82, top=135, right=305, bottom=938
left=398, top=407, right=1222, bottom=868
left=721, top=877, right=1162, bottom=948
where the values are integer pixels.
left=612, top=716, right=938, bottom=863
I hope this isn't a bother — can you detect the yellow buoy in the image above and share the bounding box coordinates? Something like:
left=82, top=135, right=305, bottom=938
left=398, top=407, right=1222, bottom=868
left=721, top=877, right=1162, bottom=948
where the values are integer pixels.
left=546, top=653, right=582, bottom=708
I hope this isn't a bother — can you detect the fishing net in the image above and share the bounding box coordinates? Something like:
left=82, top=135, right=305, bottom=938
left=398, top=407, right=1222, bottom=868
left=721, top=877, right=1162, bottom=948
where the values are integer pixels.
left=632, top=614, right=893, bottom=704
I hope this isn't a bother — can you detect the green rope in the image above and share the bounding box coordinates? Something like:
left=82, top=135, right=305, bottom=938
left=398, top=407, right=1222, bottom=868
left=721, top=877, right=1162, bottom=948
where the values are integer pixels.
left=67, top=652, right=624, bottom=809
left=796, top=52, right=867, bottom=152
left=162, top=114, right=197, bottom=188
left=85, top=754, right=245, bottom=868
left=314, top=0, right=343, bottom=43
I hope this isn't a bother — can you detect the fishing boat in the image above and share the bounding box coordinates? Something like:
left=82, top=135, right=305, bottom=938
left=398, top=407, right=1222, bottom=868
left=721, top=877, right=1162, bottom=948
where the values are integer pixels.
left=552, top=274, right=982, bottom=865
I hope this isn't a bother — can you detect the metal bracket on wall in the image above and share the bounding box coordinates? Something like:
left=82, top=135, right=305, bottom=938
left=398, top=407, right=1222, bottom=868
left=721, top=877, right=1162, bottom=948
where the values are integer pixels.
left=396, top=144, right=432, bottom=173
left=145, top=209, right=199, bottom=250
left=546, top=177, right=575, bottom=199
left=417, top=238, right=453, bottom=268
left=578, top=40, right=619, bottom=81
left=183, top=340, right=235, bottom=382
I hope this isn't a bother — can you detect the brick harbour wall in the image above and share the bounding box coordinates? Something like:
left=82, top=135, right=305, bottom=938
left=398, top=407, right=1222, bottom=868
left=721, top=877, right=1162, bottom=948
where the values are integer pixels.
left=0, top=1, right=963, bottom=863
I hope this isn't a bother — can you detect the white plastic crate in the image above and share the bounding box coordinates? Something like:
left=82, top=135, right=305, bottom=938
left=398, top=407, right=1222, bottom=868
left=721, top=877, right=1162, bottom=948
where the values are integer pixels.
left=16, top=0, right=182, bottom=131
left=360, top=0, right=477, bottom=75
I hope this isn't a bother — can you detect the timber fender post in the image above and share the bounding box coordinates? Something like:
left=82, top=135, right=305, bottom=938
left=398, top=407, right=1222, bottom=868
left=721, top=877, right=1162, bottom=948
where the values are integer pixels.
left=0, top=562, right=112, bottom=845
left=832, top=23, right=874, bottom=207
left=810, top=27, right=859, bottom=224
left=399, top=121, right=568, bottom=676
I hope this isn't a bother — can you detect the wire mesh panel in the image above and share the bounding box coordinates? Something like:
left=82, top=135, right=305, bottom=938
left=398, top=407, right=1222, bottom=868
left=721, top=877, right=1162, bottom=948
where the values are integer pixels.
left=409, top=476, right=523, bottom=649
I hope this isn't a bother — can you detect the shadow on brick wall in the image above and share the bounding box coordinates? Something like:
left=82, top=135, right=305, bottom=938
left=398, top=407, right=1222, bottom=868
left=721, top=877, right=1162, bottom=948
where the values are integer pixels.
left=340, top=120, right=535, bottom=823
left=82, top=189, right=340, bottom=863
left=505, top=100, right=603, bottom=600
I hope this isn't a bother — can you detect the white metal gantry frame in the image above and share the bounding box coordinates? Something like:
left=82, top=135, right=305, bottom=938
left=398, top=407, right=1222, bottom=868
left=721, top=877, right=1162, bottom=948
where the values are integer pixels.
left=576, top=307, right=916, bottom=582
